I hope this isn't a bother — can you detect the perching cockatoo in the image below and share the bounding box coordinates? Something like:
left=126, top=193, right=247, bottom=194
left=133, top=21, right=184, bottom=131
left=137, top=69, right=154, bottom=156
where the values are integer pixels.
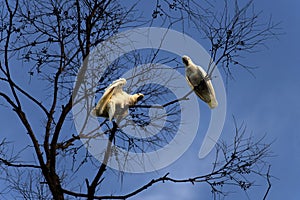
left=182, top=55, right=218, bottom=109
left=92, top=78, right=144, bottom=122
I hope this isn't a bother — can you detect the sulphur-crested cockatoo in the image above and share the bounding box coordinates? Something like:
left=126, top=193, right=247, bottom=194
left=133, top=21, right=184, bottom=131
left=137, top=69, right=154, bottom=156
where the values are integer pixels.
left=182, top=55, right=218, bottom=109
left=92, top=78, right=144, bottom=122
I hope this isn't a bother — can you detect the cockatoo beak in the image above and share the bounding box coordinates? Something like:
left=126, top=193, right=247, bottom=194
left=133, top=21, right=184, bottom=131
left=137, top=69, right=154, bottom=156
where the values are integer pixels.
left=137, top=93, right=144, bottom=102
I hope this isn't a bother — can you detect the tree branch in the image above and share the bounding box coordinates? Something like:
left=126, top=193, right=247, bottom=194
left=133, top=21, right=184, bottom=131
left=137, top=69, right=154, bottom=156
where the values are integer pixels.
left=87, top=121, right=118, bottom=200
left=61, top=124, right=272, bottom=199
left=133, top=89, right=194, bottom=109
left=0, top=158, right=41, bottom=169
left=263, top=165, right=272, bottom=200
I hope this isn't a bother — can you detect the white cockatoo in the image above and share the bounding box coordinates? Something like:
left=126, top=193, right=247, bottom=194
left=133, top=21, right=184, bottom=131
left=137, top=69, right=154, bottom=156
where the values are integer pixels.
left=92, top=78, right=144, bottom=122
left=182, top=55, right=218, bottom=109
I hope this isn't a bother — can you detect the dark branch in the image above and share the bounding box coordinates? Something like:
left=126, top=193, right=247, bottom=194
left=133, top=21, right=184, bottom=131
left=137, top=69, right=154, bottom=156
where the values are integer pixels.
left=263, top=165, right=272, bottom=200
left=0, top=158, right=41, bottom=169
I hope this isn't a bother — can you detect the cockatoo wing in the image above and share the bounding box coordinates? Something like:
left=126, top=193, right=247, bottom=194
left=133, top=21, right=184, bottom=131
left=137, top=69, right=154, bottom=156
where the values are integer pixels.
left=105, top=78, right=127, bottom=94
left=92, top=86, right=116, bottom=117
left=192, top=66, right=218, bottom=109
left=185, top=68, right=210, bottom=103
left=107, top=100, right=116, bottom=121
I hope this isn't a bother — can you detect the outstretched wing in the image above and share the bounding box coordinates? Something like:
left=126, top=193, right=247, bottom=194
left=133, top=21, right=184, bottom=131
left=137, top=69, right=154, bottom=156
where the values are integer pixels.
left=105, top=78, right=126, bottom=94
left=92, top=78, right=127, bottom=116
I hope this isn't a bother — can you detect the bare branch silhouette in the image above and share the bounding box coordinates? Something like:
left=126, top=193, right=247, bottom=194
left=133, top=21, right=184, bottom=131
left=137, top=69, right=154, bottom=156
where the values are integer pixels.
left=0, top=0, right=279, bottom=199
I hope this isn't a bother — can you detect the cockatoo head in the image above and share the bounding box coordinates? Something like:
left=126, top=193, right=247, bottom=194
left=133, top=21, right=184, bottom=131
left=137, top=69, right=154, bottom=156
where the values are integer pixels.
left=182, top=55, right=192, bottom=66
left=130, top=93, right=144, bottom=105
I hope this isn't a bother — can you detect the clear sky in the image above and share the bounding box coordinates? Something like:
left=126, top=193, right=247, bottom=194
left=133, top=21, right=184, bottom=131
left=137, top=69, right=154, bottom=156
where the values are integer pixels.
left=1, top=0, right=300, bottom=200
left=119, top=1, right=300, bottom=199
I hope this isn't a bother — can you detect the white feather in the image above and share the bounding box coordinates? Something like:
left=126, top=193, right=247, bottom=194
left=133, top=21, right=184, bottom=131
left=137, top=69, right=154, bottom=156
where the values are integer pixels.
left=92, top=78, right=144, bottom=122
left=182, top=55, right=218, bottom=109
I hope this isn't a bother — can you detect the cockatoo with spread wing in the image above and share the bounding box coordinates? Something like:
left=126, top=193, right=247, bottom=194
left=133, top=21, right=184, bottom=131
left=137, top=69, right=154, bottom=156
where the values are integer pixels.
left=92, top=78, right=144, bottom=122
left=182, top=55, right=218, bottom=109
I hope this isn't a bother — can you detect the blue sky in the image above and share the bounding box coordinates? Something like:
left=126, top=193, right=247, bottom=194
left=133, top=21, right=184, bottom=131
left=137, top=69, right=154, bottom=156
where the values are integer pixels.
left=1, top=0, right=300, bottom=199
left=121, top=1, right=300, bottom=199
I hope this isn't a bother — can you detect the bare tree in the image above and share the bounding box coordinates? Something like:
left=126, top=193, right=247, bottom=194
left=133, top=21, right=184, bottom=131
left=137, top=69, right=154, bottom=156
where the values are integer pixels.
left=0, top=0, right=278, bottom=199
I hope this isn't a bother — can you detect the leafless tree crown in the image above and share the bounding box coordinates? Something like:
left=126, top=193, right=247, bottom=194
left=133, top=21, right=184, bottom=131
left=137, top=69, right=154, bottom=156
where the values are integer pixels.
left=0, top=0, right=278, bottom=199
